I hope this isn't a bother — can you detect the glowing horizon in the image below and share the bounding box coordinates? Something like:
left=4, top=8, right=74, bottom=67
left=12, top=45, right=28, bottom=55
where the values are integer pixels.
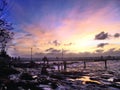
left=4, top=0, right=120, bottom=57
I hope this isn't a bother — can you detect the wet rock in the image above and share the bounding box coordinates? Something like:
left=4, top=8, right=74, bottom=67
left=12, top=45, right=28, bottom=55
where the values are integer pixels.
left=113, top=78, right=120, bottom=82
left=37, top=84, right=51, bottom=90
left=101, top=74, right=113, bottom=79
left=69, top=75, right=82, bottom=79
left=0, top=67, right=19, bottom=77
left=38, top=79, right=50, bottom=85
left=108, top=71, right=115, bottom=75
left=22, top=82, right=41, bottom=90
left=62, top=80, right=73, bottom=85
left=9, top=74, right=20, bottom=81
left=85, top=81, right=101, bottom=85
left=50, top=73, right=66, bottom=80
left=15, top=81, right=42, bottom=90
left=90, top=76, right=101, bottom=81
left=109, top=83, right=120, bottom=89
left=50, top=81, right=58, bottom=89
left=56, top=85, right=67, bottom=90
left=99, top=84, right=108, bottom=88
left=41, top=66, right=48, bottom=75
left=61, top=71, right=84, bottom=76
left=20, top=73, right=34, bottom=80
left=5, top=81, right=18, bottom=90
left=85, top=84, right=103, bottom=90
left=100, top=80, right=112, bottom=86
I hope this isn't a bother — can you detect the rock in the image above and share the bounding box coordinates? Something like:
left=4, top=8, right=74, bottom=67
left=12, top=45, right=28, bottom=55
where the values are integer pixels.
left=50, top=73, right=65, bottom=80
left=20, top=73, right=34, bottom=80
left=113, top=78, right=120, bottom=82
left=0, top=67, right=19, bottom=77
left=85, top=81, right=101, bottom=85
left=108, top=71, right=115, bottom=75
left=90, top=76, right=100, bottom=81
left=5, top=81, right=18, bottom=90
left=109, top=83, right=120, bottom=89
left=50, top=82, right=58, bottom=89
left=41, top=66, right=48, bottom=75
left=85, top=84, right=104, bottom=90
left=16, top=81, right=42, bottom=90
left=38, top=84, right=51, bottom=90
left=56, top=85, right=67, bottom=90
left=101, top=74, right=113, bottom=79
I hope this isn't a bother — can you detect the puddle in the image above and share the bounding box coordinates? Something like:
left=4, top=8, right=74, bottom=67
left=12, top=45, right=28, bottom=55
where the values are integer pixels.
left=108, top=77, right=114, bottom=82
left=38, top=85, right=51, bottom=90
left=68, top=76, right=101, bottom=84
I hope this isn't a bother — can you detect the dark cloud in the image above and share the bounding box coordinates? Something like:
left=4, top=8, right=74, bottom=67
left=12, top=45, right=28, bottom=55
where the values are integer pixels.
left=95, top=31, right=109, bottom=40
left=62, top=49, right=69, bottom=53
left=96, top=49, right=104, bottom=53
left=102, top=48, right=120, bottom=56
left=114, top=33, right=120, bottom=38
left=64, top=42, right=73, bottom=46
left=48, top=40, right=60, bottom=46
left=53, top=40, right=60, bottom=46
left=106, top=48, right=115, bottom=52
left=25, top=33, right=33, bottom=37
left=97, top=43, right=108, bottom=48
left=45, top=48, right=52, bottom=52
left=15, top=48, right=120, bottom=58
left=95, top=32, right=120, bottom=40
left=45, top=48, right=61, bottom=53
left=94, top=48, right=120, bottom=56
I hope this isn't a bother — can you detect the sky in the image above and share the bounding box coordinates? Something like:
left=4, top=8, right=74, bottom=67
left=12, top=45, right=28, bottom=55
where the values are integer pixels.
left=2, top=0, right=120, bottom=57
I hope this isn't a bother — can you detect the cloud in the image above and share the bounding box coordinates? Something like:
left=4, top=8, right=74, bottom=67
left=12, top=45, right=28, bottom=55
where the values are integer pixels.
left=45, top=48, right=61, bottom=53
left=13, top=32, right=33, bottom=40
left=8, top=0, right=120, bottom=57
left=94, top=48, right=120, bottom=56
left=53, top=40, right=60, bottom=46
left=95, top=31, right=109, bottom=40
left=114, top=33, right=120, bottom=38
left=64, top=42, right=73, bottom=46
left=95, top=32, right=120, bottom=41
left=96, top=49, right=104, bottom=53
left=25, top=33, right=33, bottom=37
left=102, top=48, right=120, bottom=56
left=48, top=40, right=61, bottom=46
left=97, top=43, right=108, bottom=48
left=106, top=48, right=115, bottom=52
left=62, top=49, right=69, bottom=53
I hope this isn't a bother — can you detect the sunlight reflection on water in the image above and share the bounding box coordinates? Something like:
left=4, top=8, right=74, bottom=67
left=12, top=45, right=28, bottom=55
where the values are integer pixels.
left=69, top=76, right=101, bottom=84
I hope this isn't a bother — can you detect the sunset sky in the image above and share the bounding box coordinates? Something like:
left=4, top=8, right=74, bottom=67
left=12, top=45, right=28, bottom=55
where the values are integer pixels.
left=3, top=0, right=120, bottom=57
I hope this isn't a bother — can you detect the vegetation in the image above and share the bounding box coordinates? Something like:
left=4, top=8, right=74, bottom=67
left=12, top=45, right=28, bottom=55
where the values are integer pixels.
left=0, top=0, right=14, bottom=57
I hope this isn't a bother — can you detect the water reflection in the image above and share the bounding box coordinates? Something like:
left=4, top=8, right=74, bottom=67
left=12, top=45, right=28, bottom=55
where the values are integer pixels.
left=108, top=77, right=114, bottom=82
left=68, top=76, right=101, bottom=84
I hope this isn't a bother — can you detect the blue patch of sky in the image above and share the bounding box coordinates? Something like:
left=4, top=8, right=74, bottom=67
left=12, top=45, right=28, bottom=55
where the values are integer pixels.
left=3, top=0, right=120, bottom=31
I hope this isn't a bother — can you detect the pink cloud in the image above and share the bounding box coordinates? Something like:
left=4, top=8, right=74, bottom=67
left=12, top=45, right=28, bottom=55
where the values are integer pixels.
left=10, top=1, right=120, bottom=56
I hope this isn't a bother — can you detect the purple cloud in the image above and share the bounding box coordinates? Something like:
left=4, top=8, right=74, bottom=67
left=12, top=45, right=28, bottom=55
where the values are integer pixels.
left=114, top=33, right=120, bottom=38
left=97, top=43, right=108, bottom=48
left=95, top=31, right=109, bottom=40
left=64, top=42, right=73, bottom=46
left=48, top=40, right=61, bottom=46
left=45, top=48, right=61, bottom=53
left=96, top=49, right=104, bottom=53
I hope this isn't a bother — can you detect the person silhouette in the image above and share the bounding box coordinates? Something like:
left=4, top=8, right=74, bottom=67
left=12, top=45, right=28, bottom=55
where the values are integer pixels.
left=42, top=56, right=48, bottom=65
left=41, top=56, right=49, bottom=75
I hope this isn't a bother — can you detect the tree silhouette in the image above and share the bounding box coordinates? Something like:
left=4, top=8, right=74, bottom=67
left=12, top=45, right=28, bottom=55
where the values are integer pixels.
left=0, top=0, right=14, bottom=57
left=0, top=28, right=14, bottom=56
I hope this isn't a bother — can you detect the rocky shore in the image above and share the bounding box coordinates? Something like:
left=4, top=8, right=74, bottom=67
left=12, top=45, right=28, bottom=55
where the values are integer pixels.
left=0, top=60, right=120, bottom=90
